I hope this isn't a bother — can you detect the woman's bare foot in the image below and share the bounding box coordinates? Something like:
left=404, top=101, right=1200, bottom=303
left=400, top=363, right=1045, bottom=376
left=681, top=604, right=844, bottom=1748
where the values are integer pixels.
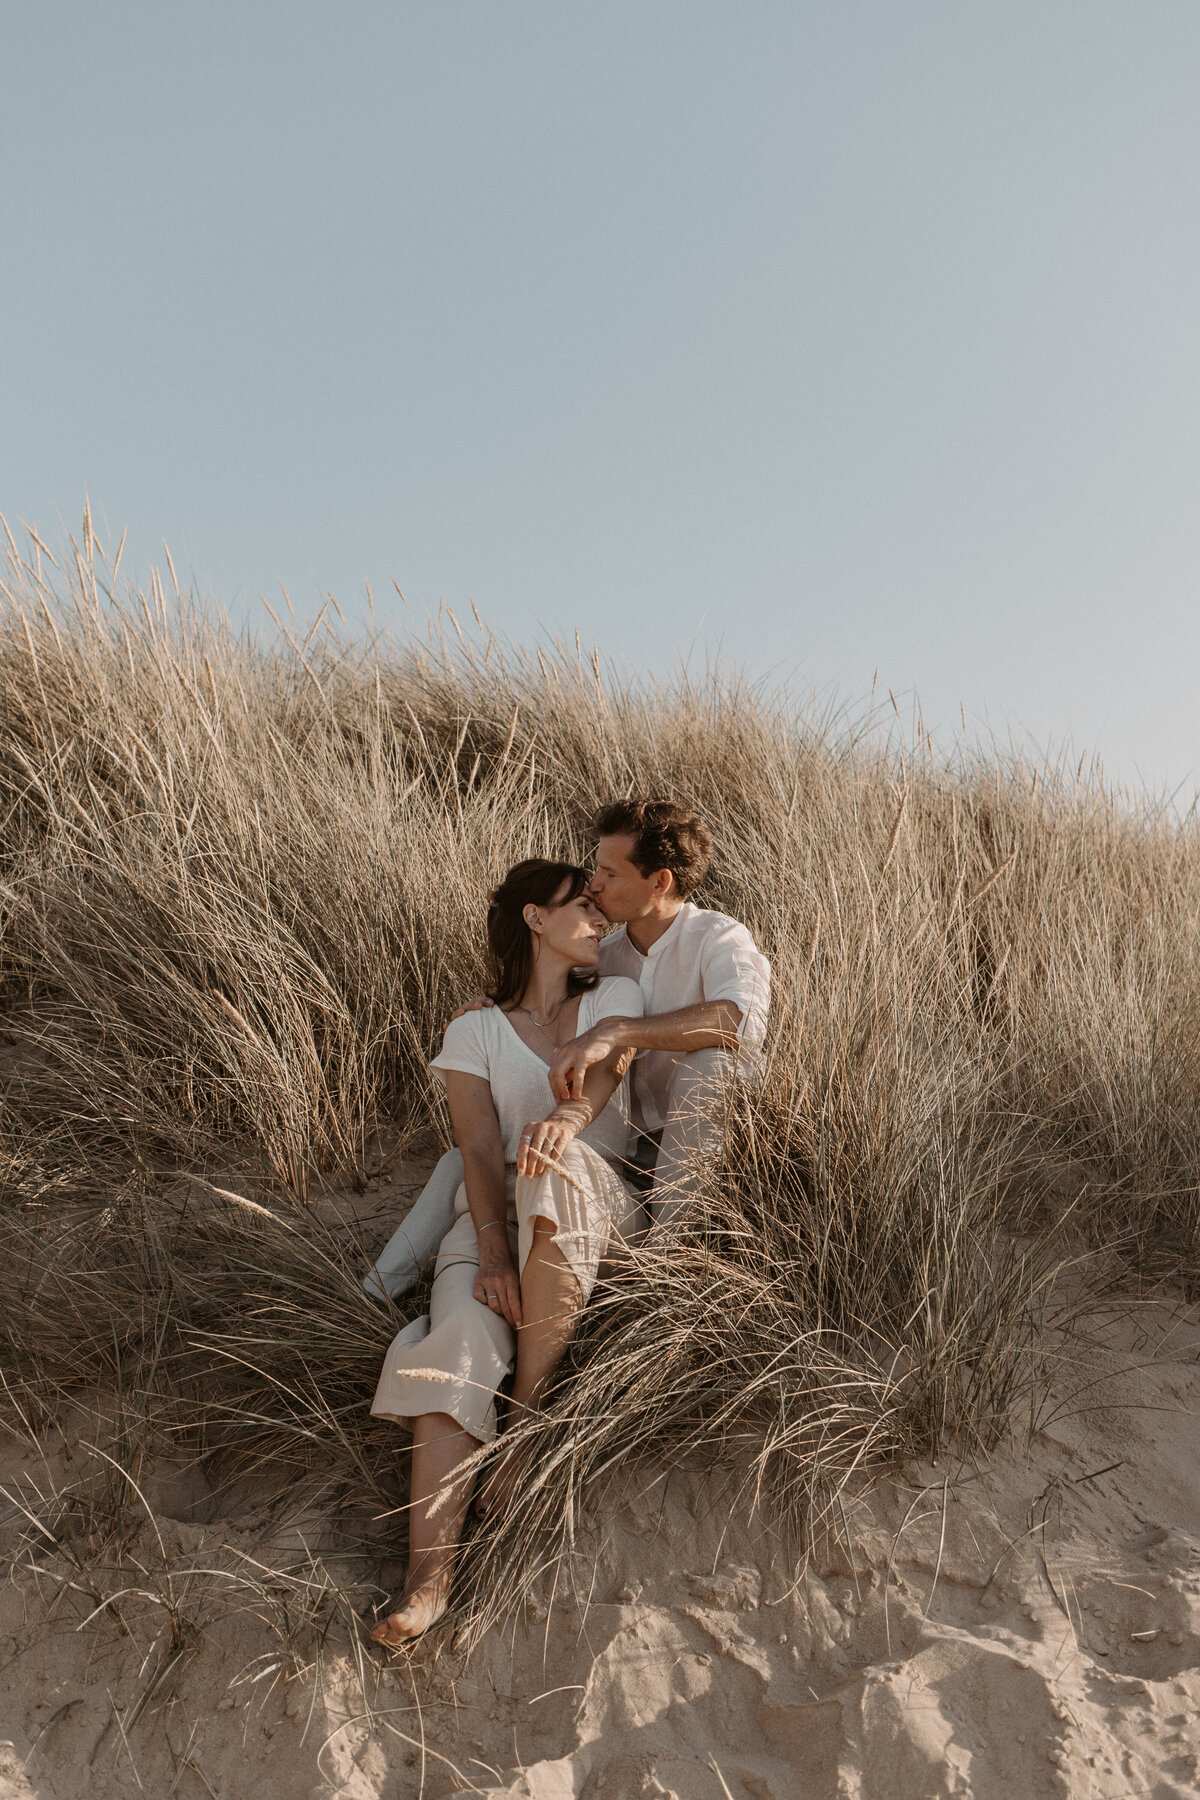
left=368, top=1576, right=449, bottom=1647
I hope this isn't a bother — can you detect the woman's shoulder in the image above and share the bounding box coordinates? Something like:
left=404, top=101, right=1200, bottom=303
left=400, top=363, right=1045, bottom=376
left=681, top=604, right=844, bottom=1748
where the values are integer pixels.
left=586, top=974, right=645, bottom=1021
left=441, top=1006, right=493, bottom=1047
left=430, top=1005, right=499, bottom=1078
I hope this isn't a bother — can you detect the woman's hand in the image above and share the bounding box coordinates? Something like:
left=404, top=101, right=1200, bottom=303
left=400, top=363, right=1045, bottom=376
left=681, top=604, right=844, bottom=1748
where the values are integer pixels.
left=474, top=1240, right=522, bottom=1329
left=517, top=1105, right=589, bottom=1178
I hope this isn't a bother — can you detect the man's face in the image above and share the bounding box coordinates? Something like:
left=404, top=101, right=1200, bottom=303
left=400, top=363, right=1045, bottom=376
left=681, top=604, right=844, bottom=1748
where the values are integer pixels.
left=588, top=834, right=664, bottom=923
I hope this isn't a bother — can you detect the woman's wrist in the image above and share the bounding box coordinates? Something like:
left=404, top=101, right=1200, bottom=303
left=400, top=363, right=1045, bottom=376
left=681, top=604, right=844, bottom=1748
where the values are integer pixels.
left=549, top=1101, right=590, bottom=1132
left=479, top=1238, right=515, bottom=1264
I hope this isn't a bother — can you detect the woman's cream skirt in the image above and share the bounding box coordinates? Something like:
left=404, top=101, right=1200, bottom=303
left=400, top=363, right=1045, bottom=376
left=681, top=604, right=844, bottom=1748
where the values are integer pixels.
left=370, top=1138, right=644, bottom=1443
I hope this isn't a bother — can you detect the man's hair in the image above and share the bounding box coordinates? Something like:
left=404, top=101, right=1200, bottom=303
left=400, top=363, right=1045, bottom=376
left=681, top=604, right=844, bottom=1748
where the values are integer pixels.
left=591, top=798, right=712, bottom=899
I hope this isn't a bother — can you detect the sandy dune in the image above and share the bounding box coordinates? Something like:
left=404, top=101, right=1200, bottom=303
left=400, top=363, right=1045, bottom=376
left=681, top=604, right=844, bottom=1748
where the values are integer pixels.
left=3, top=1327, right=1199, bottom=1798
left=3, top=1228, right=1200, bottom=1797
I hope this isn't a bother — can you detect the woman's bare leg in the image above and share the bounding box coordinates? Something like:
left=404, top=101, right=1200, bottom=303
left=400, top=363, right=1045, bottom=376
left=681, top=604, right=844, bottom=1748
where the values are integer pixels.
left=510, top=1220, right=585, bottom=1409
left=370, top=1411, right=479, bottom=1646
left=475, top=1220, right=583, bottom=1518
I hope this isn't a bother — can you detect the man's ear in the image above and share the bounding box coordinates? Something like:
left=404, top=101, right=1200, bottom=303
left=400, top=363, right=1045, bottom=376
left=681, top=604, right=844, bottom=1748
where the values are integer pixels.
left=653, top=869, right=674, bottom=899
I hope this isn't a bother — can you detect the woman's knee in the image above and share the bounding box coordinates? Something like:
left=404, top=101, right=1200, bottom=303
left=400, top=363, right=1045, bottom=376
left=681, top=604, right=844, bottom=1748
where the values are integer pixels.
left=526, top=1213, right=572, bottom=1261
left=515, top=1141, right=590, bottom=1218
left=517, top=1141, right=578, bottom=1188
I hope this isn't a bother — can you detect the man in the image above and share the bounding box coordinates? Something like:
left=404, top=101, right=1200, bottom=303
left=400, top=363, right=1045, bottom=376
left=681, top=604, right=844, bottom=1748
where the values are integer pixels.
left=555, top=798, right=770, bottom=1210
left=364, top=798, right=770, bottom=1301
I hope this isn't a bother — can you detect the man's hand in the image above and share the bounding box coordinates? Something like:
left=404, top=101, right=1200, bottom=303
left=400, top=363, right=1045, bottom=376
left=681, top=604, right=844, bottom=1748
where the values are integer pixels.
left=516, top=1106, right=588, bottom=1177
left=549, top=1024, right=626, bottom=1103
left=450, top=993, right=495, bottom=1023
left=474, top=1242, right=522, bottom=1328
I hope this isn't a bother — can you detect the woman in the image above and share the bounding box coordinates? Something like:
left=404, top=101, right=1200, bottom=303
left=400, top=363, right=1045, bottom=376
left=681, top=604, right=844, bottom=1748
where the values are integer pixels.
left=369, top=859, right=644, bottom=1646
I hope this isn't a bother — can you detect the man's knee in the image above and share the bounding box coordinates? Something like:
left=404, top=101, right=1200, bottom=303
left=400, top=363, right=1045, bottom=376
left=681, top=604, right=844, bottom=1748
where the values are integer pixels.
left=431, top=1146, right=465, bottom=1187
left=363, top=1146, right=465, bottom=1301
left=652, top=1048, right=742, bottom=1191
left=665, top=1046, right=738, bottom=1109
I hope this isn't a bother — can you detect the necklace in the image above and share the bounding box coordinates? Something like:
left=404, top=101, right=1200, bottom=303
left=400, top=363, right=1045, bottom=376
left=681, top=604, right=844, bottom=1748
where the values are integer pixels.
left=516, top=998, right=568, bottom=1049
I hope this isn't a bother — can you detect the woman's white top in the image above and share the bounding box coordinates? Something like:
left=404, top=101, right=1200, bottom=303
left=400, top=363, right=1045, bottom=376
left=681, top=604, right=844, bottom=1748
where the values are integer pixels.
left=429, top=975, right=644, bottom=1164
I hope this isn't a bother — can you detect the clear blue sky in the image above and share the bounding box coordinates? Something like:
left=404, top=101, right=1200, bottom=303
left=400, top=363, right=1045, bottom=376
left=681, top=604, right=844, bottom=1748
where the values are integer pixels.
left=3, top=3, right=1199, bottom=796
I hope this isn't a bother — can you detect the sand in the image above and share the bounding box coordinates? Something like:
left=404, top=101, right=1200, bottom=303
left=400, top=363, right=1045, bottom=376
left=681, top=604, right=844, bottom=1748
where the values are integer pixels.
left=3, top=1177, right=1200, bottom=1798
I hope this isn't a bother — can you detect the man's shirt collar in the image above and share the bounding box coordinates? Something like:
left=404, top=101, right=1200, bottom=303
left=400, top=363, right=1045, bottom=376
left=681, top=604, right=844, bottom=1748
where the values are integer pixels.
left=639, top=899, right=694, bottom=959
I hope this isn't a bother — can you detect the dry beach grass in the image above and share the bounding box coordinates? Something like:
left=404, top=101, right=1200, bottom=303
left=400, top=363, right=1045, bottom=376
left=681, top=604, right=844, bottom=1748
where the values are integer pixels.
left=3, top=518, right=1200, bottom=1793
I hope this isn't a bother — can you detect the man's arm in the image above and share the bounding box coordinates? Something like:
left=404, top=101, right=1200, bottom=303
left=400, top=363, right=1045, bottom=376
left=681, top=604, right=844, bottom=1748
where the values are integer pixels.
left=449, top=993, right=494, bottom=1021
left=548, top=1001, right=742, bottom=1103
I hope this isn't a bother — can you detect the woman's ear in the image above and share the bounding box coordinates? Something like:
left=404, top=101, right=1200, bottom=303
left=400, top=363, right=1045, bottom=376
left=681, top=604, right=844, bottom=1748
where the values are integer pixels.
left=523, top=902, right=542, bottom=934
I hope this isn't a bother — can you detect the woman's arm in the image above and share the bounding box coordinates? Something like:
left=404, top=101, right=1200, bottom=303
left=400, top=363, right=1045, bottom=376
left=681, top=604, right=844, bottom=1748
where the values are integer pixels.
left=442, top=1070, right=522, bottom=1328
left=517, top=1042, right=632, bottom=1177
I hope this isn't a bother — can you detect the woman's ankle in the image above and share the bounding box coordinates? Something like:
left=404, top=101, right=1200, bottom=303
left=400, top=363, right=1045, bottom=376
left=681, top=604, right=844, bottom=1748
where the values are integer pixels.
left=403, top=1549, right=454, bottom=1605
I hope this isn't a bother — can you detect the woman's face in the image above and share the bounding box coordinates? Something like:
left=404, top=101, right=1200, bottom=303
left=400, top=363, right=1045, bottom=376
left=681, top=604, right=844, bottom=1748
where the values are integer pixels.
left=532, top=882, right=607, bottom=967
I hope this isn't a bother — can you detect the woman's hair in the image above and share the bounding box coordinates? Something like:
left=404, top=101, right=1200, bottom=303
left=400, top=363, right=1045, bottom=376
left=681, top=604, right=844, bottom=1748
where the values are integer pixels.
left=485, top=859, right=601, bottom=1008
left=591, top=797, right=712, bottom=899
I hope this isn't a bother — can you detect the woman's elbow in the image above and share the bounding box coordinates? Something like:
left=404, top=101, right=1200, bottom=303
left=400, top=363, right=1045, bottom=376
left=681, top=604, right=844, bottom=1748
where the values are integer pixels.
left=459, top=1139, right=505, bottom=1175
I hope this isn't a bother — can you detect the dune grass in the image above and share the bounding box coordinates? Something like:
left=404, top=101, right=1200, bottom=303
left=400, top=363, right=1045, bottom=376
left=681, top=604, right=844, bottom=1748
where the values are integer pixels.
left=3, top=516, right=1200, bottom=1647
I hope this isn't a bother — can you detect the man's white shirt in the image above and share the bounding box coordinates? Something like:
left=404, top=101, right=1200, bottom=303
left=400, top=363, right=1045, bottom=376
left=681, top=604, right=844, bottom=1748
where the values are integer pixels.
left=597, top=901, right=771, bottom=1132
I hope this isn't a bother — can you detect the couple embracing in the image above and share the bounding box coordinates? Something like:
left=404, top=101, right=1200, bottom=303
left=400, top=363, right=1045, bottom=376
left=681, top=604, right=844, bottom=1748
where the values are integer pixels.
left=366, top=798, right=771, bottom=1645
